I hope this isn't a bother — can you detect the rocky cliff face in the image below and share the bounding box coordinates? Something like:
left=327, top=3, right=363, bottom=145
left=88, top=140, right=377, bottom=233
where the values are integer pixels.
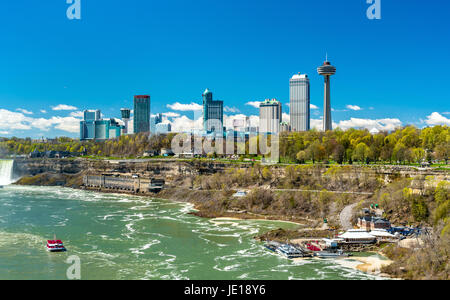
left=12, top=158, right=235, bottom=184
left=13, top=158, right=448, bottom=189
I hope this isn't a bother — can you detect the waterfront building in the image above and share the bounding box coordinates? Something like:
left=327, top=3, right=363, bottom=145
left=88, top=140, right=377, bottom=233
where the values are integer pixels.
left=289, top=73, right=310, bottom=132
left=317, top=58, right=336, bottom=131
left=259, top=99, right=282, bottom=134
left=337, top=229, right=376, bottom=244
left=155, top=122, right=172, bottom=134
left=358, top=216, right=391, bottom=231
left=369, top=229, right=397, bottom=242
left=202, top=89, right=224, bottom=134
left=133, top=95, right=151, bottom=134
left=150, top=113, right=163, bottom=134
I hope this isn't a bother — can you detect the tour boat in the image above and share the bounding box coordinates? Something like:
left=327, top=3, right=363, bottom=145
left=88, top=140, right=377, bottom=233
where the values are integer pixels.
left=264, top=240, right=282, bottom=252
left=46, top=238, right=67, bottom=252
left=275, top=243, right=310, bottom=259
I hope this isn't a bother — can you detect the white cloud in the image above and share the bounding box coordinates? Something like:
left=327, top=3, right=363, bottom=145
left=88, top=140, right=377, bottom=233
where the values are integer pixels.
left=168, top=115, right=203, bottom=132
left=16, top=108, right=33, bottom=115
left=424, top=112, right=450, bottom=126
left=282, top=113, right=290, bottom=124
left=0, top=131, right=10, bottom=135
left=0, top=109, right=33, bottom=130
left=335, top=118, right=402, bottom=131
left=166, top=102, right=202, bottom=111
left=29, top=116, right=81, bottom=133
left=245, top=101, right=261, bottom=109
left=69, top=111, right=84, bottom=118
left=40, top=110, right=47, bottom=114
left=346, top=105, right=362, bottom=111
left=310, top=104, right=319, bottom=110
left=311, top=118, right=324, bottom=130
left=224, top=106, right=240, bottom=113
left=162, top=112, right=181, bottom=118
left=0, top=109, right=82, bottom=134
left=51, top=104, right=78, bottom=111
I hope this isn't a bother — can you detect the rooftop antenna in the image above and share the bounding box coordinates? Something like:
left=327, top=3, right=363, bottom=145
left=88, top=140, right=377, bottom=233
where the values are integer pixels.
left=326, top=52, right=328, bottom=62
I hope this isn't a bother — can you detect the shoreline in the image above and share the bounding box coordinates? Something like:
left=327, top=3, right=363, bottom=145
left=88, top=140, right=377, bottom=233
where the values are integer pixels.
left=11, top=183, right=399, bottom=279
left=6, top=183, right=396, bottom=279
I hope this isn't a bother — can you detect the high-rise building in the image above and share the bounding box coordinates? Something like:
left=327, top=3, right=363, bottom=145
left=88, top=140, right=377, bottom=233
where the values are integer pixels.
left=155, top=122, right=172, bottom=134
left=133, top=95, right=150, bottom=134
left=317, top=58, right=336, bottom=131
left=289, top=73, right=310, bottom=132
left=84, top=110, right=101, bottom=122
left=120, top=108, right=131, bottom=135
left=202, top=89, right=223, bottom=134
left=150, top=113, right=163, bottom=134
left=80, top=109, right=124, bottom=141
left=280, top=122, right=291, bottom=133
left=259, top=99, right=282, bottom=134
left=80, top=110, right=101, bottom=140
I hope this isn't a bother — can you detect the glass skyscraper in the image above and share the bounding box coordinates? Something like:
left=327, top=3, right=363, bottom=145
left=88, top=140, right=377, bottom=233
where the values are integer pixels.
left=155, top=122, right=172, bottom=134
left=289, top=73, right=310, bottom=132
left=150, top=113, right=163, bottom=134
left=80, top=109, right=123, bottom=141
left=133, top=95, right=150, bottom=134
left=80, top=110, right=101, bottom=140
left=202, top=89, right=223, bottom=134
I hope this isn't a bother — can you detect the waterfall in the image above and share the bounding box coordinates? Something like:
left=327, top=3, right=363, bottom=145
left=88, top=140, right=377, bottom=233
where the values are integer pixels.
left=0, top=159, right=14, bottom=185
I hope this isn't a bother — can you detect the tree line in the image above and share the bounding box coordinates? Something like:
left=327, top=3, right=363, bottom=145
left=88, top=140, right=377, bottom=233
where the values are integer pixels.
left=0, top=125, right=448, bottom=164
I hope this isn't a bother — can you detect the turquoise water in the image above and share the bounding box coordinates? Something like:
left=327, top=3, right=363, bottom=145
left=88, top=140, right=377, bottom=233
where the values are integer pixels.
left=0, top=185, right=382, bottom=280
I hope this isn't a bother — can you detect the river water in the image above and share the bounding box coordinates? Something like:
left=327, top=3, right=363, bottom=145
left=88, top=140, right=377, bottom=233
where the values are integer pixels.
left=0, top=185, right=383, bottom=280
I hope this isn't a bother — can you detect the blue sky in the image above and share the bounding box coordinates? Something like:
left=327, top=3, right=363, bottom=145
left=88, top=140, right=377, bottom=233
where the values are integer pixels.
left=0, top=0, right=449, bottom=138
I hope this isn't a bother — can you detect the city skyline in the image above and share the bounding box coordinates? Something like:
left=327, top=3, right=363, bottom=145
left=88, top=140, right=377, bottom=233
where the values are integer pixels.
left=1, top=0, right=449, bottom=138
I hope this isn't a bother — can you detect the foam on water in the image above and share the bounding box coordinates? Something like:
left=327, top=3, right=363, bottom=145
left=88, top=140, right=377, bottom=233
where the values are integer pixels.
left=0, top=185, right=389, bottom=280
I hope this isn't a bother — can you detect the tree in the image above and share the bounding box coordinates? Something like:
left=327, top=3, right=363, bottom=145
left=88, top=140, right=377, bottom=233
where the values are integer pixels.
left=412, top=148, right=426, bottom=163
left=306, top=140, right=325, bottom=164
left=352, top=143, right=371, bottom=163
left=434, top=143, right=449, bottom=164
left=332, top=144, right=345, bottom=164
left=296, top=151, right=307, bottom=164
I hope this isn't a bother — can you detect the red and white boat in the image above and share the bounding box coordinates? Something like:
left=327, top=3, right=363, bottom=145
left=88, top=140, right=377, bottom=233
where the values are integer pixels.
left=46, top=238, right=66, bottom=252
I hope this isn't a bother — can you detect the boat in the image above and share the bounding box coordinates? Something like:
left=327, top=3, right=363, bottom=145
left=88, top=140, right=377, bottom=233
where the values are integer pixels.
left=315, top=249, right=350, bottom=258
left=275, top=243, right=311, bottom=259
left=264, top=240, right=282, bottom=252
left=46, top=238, right=67, bottom=252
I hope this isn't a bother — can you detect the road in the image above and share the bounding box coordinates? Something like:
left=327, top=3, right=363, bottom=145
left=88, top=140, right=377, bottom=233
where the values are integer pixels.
left=340, top=203, right=359, bottom=230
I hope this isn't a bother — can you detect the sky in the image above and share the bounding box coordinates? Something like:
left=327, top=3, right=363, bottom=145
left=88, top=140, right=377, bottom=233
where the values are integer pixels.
left=0, top=0, right=449, bottom=138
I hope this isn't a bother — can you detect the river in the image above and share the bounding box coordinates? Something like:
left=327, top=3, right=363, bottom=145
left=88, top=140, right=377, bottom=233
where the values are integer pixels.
left=0, top=184, right=384, bottom=280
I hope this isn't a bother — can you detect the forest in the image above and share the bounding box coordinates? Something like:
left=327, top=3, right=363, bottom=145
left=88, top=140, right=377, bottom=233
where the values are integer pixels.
left=0, top=125, right=448, bottom=165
